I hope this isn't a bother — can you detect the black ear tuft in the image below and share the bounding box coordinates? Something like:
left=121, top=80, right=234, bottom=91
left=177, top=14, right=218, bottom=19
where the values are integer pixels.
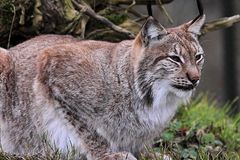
left=141, top=17, right=167, bottom=46
left=187, top=15, right=206, bottom=35
left=147, top=0, right=153, bottom=16
left=191, top=0, right=204, bottom=25
left=187, top=0, right=205, bottom=35
left=197, top=0, right=204, bottom=16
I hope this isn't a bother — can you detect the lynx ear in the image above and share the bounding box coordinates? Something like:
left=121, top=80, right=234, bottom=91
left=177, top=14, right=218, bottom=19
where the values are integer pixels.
left=187, top=14, right=206, bottom=35
left=140, top=16, right=167, bottom=46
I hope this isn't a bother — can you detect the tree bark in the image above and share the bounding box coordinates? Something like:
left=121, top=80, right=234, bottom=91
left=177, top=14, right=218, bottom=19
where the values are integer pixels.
left=221, top=0, right=239, bottom=113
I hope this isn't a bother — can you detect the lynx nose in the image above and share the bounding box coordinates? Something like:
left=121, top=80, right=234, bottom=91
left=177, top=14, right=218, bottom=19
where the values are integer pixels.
left=186, top=67, right=200, bottom=86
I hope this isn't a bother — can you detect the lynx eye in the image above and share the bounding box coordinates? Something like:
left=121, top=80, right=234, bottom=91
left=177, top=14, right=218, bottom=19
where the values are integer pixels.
left=195, top=54, right=203, bottom=61
left=169, top=56, right=182, bottom=63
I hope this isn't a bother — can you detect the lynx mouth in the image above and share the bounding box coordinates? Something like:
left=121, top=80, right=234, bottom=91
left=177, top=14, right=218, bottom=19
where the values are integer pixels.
left=171, top=84, right=196, bottom=91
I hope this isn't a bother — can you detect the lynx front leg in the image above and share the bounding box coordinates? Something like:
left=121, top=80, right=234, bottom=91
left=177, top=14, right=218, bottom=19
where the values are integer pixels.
left=77, top=129, right=136, bottom=160
left=79, top=130, right=136, bottom=160
left=33, top=80, right=136, bottom=159
left=46, top=100, right=136, bottom=160
left=71, top=126, right=137, bottom=160
left=0, top=48, right=15, bottom=152
left=0, top=48, right=14, bottom=119
left=101, top=152, right=137, bottom=160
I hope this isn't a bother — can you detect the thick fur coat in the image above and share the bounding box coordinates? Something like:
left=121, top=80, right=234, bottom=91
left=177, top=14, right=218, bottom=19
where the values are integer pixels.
left=0, top=16, right=205, bottom=160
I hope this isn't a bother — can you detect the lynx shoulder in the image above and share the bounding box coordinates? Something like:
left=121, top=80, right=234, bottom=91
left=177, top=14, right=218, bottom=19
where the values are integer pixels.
left=0, top=15, right=205, bottom=160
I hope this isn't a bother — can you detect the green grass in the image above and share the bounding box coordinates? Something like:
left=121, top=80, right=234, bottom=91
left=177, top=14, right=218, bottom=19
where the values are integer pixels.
left=142, top=96, right=240, bottom=160
left=1, top=97, right=239, bottom=160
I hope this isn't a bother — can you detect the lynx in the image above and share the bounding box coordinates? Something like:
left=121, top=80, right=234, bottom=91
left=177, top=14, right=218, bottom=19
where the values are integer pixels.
left=0, top=14, right=205, bottom=159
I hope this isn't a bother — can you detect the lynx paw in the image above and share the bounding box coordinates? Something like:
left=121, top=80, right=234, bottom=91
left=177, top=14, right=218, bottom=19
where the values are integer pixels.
left=101, top=152, right=137, bottom=160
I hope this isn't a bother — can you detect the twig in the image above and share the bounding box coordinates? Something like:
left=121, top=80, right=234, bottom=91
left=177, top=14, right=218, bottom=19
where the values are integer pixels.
left=7, top=4, right=16, bottom=49
left=72, top=0, right=135, bottom=38
left=106, top=0, right=174, bottom=5
left=80, top=15, right=89, bottom=38
left=125, top=0, right=136, bottom=13
left=86, top=29, right=125, bottom=42
left=201, top=15, right=240, bottom=34
left=156, top=0, right=173, bottom=24
left=32, top=0, right=43, bottom=27
left=134, top=16, right=148, bottom=22
left=19, top=4, right=25, bottom=25
left=147, top=0, right=152, bottom=16
left=111, top=5, right=147, bottom=20
left=127, top=8, right=147, bottom=19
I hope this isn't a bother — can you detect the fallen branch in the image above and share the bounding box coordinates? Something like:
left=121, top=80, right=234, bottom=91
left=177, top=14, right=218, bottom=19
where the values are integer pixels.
left=7, top=4, right=16, bottom=49
left=202, top=15, right=240, bottom=34
left=72, top=0, right=135, bottom=38
left=156, top=0, right=173, bottom=24
left=101, top=0, right=174, bottom=5
left=125, top=0, right=136, bottom=13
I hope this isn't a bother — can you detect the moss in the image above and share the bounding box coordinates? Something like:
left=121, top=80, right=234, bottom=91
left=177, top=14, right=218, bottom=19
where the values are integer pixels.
left=105, top=13, right=127, bottom=25
left=98, top=7, right=128, bottom=25
left=0, top=0, right=14, bottom=25
left=63, top=0, right=78, bottom=21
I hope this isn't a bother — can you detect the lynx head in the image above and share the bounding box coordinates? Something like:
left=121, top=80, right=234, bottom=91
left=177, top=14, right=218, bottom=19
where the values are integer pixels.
left=133, top=15, right=205, bottom=105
